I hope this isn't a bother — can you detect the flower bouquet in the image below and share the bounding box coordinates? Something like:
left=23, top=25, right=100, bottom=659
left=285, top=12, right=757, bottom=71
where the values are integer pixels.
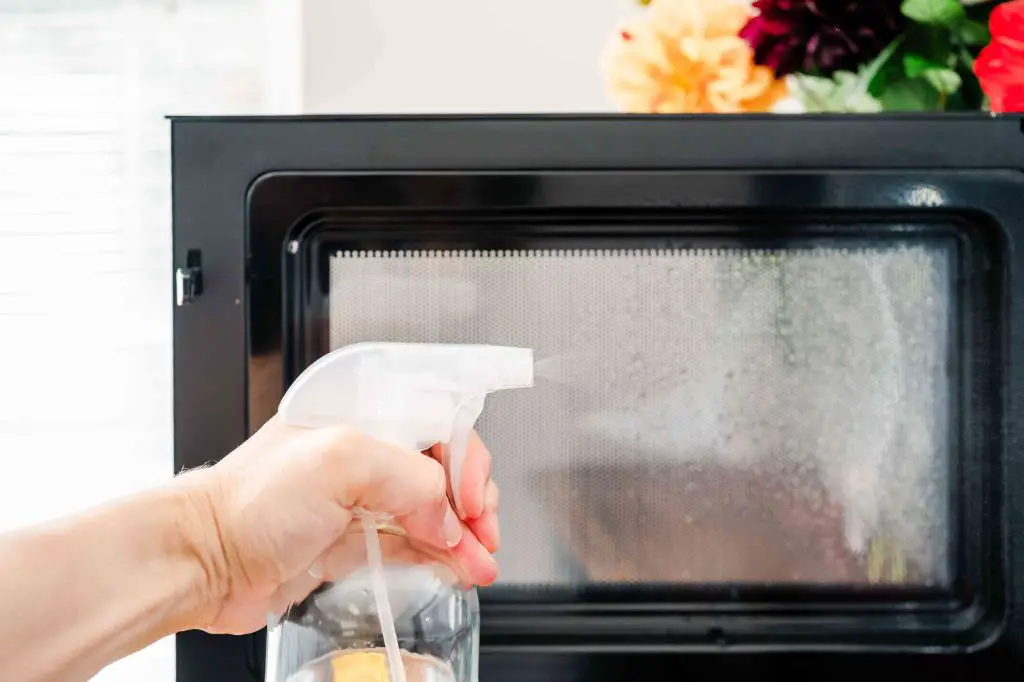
left=603, top=0, right=1024, bottom=113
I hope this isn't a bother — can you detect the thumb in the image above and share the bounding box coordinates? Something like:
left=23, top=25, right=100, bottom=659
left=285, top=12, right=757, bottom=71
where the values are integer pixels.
left=321, top=427, right=463, bottom=551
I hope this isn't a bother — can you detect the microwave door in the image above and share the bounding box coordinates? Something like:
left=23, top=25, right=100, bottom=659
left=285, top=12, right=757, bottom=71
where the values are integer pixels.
left=172, top=116, right=1024, bottom=682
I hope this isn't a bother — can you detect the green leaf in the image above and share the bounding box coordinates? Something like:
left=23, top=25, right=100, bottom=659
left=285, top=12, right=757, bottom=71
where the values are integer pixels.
left=866, top=36, right=906, bottom=80
left=903, top=53, right=940, bottom=78
left=900, top=22, right=955, bottom=73
left=955, top=19, right=990, bottom=46
left=844, top=91, right=887, bottom=113
left=901, top=54, right=962, bottom=94
left=881, top=78, right=942, bottom=110
left=865, top=34, right=909, bottom=95
left=922, top=67, right=962, bottom=94
left=900, top=0, right=966, bottom=26
left=791, top=73, right=884, bottom=113
left=833, top=71, right=860, bottom=87
left=790, top=76, right=837, bottom=112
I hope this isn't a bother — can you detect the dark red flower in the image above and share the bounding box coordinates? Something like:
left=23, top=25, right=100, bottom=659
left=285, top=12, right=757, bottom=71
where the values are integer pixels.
left=740, top=0, right=906, bottom=77
left=976, top=0, right=1024, bottom=112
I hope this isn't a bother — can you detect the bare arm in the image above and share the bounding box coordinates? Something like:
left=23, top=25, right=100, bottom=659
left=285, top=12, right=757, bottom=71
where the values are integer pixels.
left=0, top=419, right=499, bottom=682
left=0, top=472, right=216, bottom=682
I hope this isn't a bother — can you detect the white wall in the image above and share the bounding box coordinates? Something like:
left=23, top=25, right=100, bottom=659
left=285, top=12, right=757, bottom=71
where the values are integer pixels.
left=0, top=2, right=268, bottom=681
left=298, top=0, right=634, bottom=113
left=0, top=0, right=629, bottom=680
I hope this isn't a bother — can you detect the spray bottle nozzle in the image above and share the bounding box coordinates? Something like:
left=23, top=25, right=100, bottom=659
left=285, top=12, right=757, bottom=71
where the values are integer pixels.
left=279, top=341, right=533, bottom=455
left=277, top=342, right=534, bottom=682
left=279, top=342, right=534, bottom=515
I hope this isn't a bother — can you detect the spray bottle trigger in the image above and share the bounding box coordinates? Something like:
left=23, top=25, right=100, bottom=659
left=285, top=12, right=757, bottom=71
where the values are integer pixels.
left=444, top=394, right=486, bottom=519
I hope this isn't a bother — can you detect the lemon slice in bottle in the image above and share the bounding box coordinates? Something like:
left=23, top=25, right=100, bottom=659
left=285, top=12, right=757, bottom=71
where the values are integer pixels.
left=331, top=651, right=390, bottom=682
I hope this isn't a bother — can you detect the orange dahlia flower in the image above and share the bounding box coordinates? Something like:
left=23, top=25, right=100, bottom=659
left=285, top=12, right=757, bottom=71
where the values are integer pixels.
left=602, top=0, right=788, bottom=113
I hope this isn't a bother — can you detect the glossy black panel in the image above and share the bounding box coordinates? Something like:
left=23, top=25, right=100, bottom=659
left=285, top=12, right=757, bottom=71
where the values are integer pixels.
left=477, top=651, right=1024, bottom=682
left=171, top=115, right=1024, bottom=682
left=270, top=202, right=1000, bottom=653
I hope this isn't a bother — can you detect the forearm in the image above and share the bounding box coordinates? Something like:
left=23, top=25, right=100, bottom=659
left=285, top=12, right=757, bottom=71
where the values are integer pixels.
left=0, top=470, right=221, bottom=682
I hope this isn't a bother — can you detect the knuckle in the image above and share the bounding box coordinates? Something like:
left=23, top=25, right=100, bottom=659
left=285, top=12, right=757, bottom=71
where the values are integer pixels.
left=310, top=425, right=362, bottom=463
left=488, top=481, right=500, bottom=509
left=429, top=459, right=448, bottom=500
left=417, top=459, right=449, bottom=517
left=298, top=426, right=367, bottom=496
left=324, top=424, right=363, bottom=448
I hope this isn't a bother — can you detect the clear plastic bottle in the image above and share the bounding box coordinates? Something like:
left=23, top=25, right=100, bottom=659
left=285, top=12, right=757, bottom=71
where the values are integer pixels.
left=266, top=520, right=478, bottom=682
left=266, top=342, right=534, bottom=682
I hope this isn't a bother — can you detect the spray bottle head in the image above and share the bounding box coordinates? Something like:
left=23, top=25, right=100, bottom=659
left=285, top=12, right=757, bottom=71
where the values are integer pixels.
left=278, top=342, right=534, bottom=515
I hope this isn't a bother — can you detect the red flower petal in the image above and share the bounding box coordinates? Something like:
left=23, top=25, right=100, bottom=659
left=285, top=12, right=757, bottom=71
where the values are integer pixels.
left=989, top=82, right=1024, bottom=113
left=976, top=0, right=1024, bottom=111
left=739, top=16, right=764, bottom=42
left=976, top=41, right=1024, bottom=78
left=990, top=0, right=1024, bottom=52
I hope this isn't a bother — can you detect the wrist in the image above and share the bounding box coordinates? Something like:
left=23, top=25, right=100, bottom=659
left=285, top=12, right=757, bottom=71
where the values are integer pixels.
left=170, top=467, right=232, bottom=631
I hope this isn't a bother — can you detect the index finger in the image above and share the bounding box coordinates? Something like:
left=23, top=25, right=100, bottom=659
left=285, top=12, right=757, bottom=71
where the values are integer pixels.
left=426, top=430, right=492, bottom=520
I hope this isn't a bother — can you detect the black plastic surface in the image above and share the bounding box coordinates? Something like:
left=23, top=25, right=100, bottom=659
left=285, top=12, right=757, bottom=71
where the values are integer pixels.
left=171, top=114, right=1024, bottom=682
left=273, top=190, right=1003, bottom=653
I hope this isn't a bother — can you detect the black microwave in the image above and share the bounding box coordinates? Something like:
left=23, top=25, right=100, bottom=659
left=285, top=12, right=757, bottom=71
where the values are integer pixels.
left=171, top=114, right=1023, bottom=682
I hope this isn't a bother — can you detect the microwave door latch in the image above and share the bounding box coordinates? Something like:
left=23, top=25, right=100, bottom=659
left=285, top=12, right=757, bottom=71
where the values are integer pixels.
left=175, top=249, right=203, bottom=306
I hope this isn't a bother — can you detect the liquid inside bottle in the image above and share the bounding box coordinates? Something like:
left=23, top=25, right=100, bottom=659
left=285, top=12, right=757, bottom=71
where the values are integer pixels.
left=286, top=648, right=455, bottom=682
left=266, top=527, right=479, bottom=682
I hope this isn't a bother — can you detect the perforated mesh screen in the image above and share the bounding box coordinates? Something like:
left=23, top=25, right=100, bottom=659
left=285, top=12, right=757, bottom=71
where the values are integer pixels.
left=328, top=243, right=952, bottom=588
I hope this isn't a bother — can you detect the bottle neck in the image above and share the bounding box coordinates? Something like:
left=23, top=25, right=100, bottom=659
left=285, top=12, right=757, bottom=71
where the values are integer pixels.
left=352, top=508, right=402, bottom=534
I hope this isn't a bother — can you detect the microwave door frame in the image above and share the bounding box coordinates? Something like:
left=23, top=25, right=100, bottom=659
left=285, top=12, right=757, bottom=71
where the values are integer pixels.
left=171, top=115, right=1024, bottom=682
left=256, top=170, right=1005, bottom=644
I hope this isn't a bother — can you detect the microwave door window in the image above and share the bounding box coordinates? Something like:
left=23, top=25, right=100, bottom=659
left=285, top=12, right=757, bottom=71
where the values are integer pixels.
left=327, top=244, right=952, bottom=589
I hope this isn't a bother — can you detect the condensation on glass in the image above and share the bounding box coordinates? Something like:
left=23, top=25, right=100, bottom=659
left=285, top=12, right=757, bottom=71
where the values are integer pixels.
left=328, top=242, right=953, bottom=589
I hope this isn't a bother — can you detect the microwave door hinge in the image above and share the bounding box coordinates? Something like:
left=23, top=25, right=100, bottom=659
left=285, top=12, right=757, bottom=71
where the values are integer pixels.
left=175, top=249, right=203, bottom=306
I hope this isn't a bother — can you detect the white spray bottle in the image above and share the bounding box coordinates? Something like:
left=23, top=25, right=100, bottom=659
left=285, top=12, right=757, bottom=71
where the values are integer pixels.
left=268, top=342, right=534, bottom=682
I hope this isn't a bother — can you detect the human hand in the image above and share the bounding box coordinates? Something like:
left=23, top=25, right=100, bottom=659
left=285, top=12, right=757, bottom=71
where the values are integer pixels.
left=176, top=415, right=500, bottom=635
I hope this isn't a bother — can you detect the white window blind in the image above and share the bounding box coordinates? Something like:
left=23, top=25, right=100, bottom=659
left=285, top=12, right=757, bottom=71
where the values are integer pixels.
left=0, top=1, right=271, bottom=679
